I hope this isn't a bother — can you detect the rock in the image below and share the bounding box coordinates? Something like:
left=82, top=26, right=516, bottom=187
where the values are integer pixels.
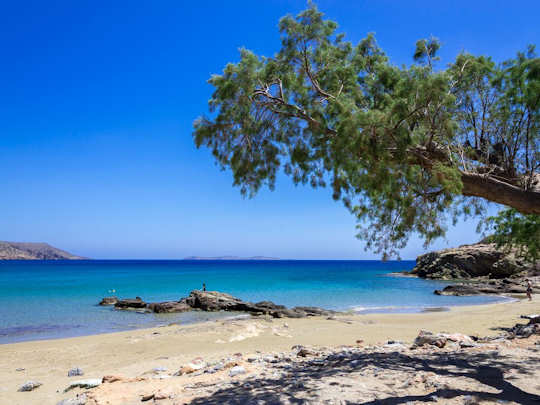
left=293, top=306, right=333, bottom=316
left=147, top=300, right=191, bottom=313
left=102, top=375, right=124, bottom=383
left=229, top=366, right=246, bottom=377
left=141, top=393, right=154, bottom=402
left=57, top=394, right=87, bottom=405
left=98, top=297, right=117, bottom=306
left=413, top=330, right=447, bottom=348
left=411, top=242, right=535, bottom=280
left=440, top=333, right=475, bottom=345
left=105, top=290, right=335, bottom=318
left=182, top=290, right=333, bottom=319
left=64, top=378, right=102, bottom=392
left=68, top=367, right=84, bottom=377
left=114, top=298, right=146, bottom=309
left=522, top=314, right=540, bottom=324
left=18, top=381, right=42, bottom=392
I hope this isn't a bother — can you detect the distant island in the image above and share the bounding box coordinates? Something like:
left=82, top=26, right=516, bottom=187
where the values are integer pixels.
left=0, top=241, right=87, bottom=260
left=184, top=256, right=280, bottom=260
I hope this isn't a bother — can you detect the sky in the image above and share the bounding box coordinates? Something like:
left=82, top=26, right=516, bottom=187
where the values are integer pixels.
left=1, top=0, right=538, bottom=259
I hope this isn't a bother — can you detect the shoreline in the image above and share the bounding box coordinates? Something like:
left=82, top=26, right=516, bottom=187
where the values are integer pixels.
left=1, top=297, right=538, bottom=404
left=1, top=290, right=515, bottom=346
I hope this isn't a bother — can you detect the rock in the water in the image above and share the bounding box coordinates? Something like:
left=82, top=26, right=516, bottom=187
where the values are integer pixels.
left=434, top=285, right=484, bottom=296
left=114, top=298, right=146, bottom=309
left=434, top=278, right=539, bottom=296
left=106, top=290, right=335, bottom=318
left=68, top=367, right=84, bottom=377
left=98, top=297, right=118, bottom=306
left=411, top=242, right=534, bottom=280
left=64, top=378, right=102, bottom=392
left=18, top=381, right=42, bottom=392
left=184, top=290, right=333, bottom=318
left=147, top=301, right=191, bottom=313
left=229, top=366, right=246, bottom=377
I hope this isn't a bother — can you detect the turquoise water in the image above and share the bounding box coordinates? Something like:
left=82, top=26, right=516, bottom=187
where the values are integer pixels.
left=0, top=260, right=505, bottom=343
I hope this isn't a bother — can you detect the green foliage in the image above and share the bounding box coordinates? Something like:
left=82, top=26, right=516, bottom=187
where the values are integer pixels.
left=193, top=4, right=539, bottom=258
left=486, top=209, right=540, bottom=263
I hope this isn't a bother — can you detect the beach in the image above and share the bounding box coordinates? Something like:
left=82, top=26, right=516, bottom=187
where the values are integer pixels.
left=1, top=297, right=538, bottom=404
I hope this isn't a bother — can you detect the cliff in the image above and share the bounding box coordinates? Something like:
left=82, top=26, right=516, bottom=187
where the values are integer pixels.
left=0, top=241, right=86, bottom=260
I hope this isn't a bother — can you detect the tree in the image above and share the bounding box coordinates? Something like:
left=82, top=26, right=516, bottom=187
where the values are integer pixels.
left=193, top=5, right=539, bottom=258
left=486, top=209, right=540, bottom=263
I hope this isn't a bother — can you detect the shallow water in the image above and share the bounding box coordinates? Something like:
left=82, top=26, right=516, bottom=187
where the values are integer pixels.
left=0, top=260, right=505, bottom=343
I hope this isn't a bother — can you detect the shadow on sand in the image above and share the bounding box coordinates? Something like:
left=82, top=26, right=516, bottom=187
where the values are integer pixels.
left=190, top=348, right=540, bottom=404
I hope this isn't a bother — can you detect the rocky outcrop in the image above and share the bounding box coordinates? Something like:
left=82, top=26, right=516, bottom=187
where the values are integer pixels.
left=114, top=297, right=147, bottom=309
left=98, top=297, right=118, bottom=306
left=434, top=277, right=540, bottom=296
left=147, top=301, right=191, bottom=313
left=411, top=242, right=535, bottom=280
left=0, top=241, right=86, bottom=260
left=102, top=290, right=335, bottom=318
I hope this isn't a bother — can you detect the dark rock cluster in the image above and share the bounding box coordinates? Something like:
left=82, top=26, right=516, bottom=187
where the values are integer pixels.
left=99, top=290, right=335, bottom=319
left=434, top=278, right=540, bottom=296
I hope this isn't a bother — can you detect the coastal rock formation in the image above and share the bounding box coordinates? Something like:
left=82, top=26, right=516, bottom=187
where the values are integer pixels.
left=434, top=277, right=540, bottom=296
left=98, top=297, right=118, bottom=306
left=104, top=290, right=335, bottom=318
left=147, top=301, right=191, bottom=313
left=411, top=241, right=535, bottom=280
left=114, top=297, right=147, bottom=309
left=0, top=241, right=86, bottom=260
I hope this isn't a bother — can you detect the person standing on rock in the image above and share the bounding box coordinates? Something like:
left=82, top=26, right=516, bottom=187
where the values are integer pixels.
left=526, top=279, right=533, bottom=301
left=202, top=283, right=206, bottom=292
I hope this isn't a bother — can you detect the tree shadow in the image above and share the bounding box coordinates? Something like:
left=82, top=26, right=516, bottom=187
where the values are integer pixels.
left=189, top=348, right=540, bottom=404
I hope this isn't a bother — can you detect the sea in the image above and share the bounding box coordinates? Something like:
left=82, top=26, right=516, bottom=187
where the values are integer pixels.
left=0, top=260, right=507, bottom=344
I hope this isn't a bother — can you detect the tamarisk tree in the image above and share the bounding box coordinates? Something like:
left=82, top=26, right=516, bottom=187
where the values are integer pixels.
left=194, top=5, right=540, bottom=258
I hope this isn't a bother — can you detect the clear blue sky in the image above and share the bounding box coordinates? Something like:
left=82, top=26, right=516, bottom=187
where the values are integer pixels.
left=1, top=0, right=538, bottom=259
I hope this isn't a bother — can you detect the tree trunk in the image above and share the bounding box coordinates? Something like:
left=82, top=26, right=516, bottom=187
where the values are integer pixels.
left=461, top=173, right=540, bottom=215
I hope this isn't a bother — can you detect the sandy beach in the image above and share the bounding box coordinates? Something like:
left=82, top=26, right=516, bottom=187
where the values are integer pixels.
left=1, top=297, right=539, bottom=404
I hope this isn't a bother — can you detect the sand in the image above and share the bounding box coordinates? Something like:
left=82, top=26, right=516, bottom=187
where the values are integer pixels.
left=1, top=298, right=538, bottom=404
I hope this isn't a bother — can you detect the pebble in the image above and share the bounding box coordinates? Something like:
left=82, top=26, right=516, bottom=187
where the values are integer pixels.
left=68, top=367, right=84, bottom=377
left=229, top=366, right=246, bottom=377
left=18, top=381, right=42, bottom=392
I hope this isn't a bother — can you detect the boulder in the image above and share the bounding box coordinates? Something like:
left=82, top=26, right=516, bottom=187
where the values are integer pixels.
left=413, top=330, right=447, bottom=348
left=411, top=242, right=534, bottom=280
left=98, top=297, right=118, bottom=306
left=114, top=298, right=146, bottom=309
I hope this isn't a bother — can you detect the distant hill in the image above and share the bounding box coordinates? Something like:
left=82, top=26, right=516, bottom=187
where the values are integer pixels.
left=0, top=241, right=87, bottom=260
left=184, top=256, right=280, bottom=261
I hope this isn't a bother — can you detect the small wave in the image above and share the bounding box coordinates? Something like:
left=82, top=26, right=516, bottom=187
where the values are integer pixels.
left=351, top=305, right=446, bottom=314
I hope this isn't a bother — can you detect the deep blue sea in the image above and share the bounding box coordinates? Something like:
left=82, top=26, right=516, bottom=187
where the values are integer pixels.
left=0, top=260, right=505, bottom=344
